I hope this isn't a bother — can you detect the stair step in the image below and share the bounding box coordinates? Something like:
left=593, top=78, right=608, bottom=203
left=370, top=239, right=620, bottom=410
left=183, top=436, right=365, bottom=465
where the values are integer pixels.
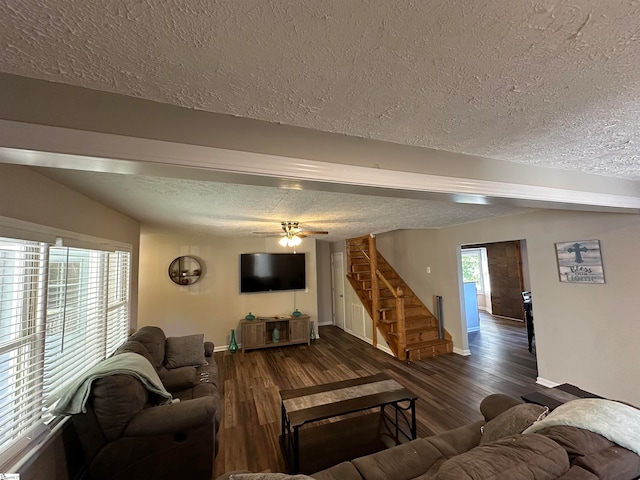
left=405, top=339, right=452, bottom=359
left=407, top=325, right=438, bottom=334
left=406, top=338, right=450, bottom=350
left=405, top=339, right=453, bottom=361
left=387, top=327, right=437, bottom=336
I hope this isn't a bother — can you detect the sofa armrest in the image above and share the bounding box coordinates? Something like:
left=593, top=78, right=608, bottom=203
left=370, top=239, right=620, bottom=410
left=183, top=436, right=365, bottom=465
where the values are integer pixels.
left=480, top=394, right=524, bottom=421
left=204, top=341, right=214, bottom=357
left=158, top=366, right=197, bottom=392
left=122, top=396, right=215, bottom=436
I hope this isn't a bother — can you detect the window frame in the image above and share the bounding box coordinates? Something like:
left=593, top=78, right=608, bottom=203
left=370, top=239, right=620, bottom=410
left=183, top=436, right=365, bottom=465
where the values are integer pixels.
left=461, top=247, right=490, bottom=295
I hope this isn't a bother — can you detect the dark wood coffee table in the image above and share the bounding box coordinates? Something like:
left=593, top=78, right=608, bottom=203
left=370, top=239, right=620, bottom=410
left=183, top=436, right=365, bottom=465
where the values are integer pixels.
left=522, top=383, right=602, bottom=410
left=280, top=373, right=418, bottom=474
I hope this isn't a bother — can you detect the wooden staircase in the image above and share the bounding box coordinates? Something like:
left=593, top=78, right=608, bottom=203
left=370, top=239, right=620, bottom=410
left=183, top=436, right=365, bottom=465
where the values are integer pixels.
left=346, top=234, right=453, bottom=361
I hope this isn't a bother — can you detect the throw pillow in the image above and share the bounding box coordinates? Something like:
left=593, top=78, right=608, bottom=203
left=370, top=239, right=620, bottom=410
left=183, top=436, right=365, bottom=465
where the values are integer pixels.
left=479, top=403, right=548, bottom=445
left=164, top=333, right=207, bottom=369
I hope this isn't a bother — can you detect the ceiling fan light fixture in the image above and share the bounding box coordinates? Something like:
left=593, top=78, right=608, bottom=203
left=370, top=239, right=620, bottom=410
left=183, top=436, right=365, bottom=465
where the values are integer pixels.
left=279, top=234, right=302, bottom=247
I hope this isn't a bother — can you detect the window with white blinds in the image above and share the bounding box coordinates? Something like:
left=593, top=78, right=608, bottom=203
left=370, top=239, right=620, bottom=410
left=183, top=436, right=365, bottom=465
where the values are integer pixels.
left=0, top=237, right=131, bottom=467
left=0, top=238, right=47, bottom=465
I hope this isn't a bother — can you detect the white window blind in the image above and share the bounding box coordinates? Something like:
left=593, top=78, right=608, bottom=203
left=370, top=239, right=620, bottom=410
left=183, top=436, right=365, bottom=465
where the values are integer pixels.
left=106, top=250, right=131, bottom=355
left=0, top=236, right=131, bottom=468
left=43, top=248, right=109, bottom=408
left=0, top=238, right=48, bottom=460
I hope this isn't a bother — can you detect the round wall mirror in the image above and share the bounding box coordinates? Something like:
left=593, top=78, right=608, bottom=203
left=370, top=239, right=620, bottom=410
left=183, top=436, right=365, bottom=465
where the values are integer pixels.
left=168, top=256, right=202, bottom=285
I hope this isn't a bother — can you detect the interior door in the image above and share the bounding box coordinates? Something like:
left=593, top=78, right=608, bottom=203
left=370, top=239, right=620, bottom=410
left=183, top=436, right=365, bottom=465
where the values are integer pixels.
left=331, top=252, right=346, bottom=329
left=485, top=240, right=525, bottom=320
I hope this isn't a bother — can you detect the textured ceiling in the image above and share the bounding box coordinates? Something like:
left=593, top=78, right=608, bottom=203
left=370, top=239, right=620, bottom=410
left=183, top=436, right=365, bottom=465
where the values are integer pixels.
left=1, top=0, right=640, bottom=180
left=35, top=169, right=531, bottom=241
left=2, top=1, right=640, bottom=239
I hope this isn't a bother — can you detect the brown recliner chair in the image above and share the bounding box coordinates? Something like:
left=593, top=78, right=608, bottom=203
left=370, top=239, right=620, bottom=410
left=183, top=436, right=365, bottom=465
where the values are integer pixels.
left=72, top=325, right=221, bottom=480
left=72, top=372, right=216, bottom=480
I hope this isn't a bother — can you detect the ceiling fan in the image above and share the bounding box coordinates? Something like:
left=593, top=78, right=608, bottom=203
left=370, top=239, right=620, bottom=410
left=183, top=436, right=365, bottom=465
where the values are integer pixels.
left=252, top=221, right=329, bottom=246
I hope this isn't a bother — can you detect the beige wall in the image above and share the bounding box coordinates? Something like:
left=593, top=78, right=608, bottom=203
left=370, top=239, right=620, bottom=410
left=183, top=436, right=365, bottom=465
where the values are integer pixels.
left=0, top=163, right=141, bottom=322
left=373, top=210, right=640, bottom=405
left=138, top=228, right=318, bottom=349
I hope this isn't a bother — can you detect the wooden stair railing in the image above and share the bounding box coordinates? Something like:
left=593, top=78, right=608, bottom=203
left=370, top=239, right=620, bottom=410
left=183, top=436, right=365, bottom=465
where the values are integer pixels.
left=346, top=234, right=453, bottom=361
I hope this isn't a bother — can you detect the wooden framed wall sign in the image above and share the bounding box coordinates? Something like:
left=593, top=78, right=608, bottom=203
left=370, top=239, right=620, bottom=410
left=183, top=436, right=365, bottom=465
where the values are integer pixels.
left=555, top=240, right=605, bottom=284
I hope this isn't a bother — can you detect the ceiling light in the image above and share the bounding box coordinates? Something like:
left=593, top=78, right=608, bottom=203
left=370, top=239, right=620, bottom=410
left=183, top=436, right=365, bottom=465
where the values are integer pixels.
left=279, top=235, right=302, bottom=247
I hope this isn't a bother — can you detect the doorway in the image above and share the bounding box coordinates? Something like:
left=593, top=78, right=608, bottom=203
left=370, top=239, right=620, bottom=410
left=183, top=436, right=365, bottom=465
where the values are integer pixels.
left=331, top=252, right=345, bottom=330
left=460, top=240, right=533, bottom=354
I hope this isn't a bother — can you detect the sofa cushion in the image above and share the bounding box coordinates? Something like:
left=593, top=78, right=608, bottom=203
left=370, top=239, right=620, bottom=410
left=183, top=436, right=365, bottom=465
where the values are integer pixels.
left=480, top=403, right=548, bottom=445
left=536, top=425, right=617, bottom=462
left=157, top=365, right=197, bottom=392
left=425, top=420, right=484, bottom=457
left=351, top=438, right=446, bottom=480
left=538, top=425, right=640, bottom=480
left=91, top=374, right=148, bottom=441
left=165, top=333, right=207, bottom=369
left=311, top=461, right=364, bottom=480
left=573, top=445, right=640, bottom=480
left=129, top=326, right=166, bottom=368
left=433, top=433, right=570, bottom=480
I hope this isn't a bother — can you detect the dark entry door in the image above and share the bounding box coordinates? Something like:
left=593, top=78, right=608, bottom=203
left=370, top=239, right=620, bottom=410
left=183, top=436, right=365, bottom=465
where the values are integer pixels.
left=485, top=241, right=525, bottom=320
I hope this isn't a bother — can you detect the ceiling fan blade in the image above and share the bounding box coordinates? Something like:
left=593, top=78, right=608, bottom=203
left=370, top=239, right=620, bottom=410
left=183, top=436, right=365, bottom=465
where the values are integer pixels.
left=251, top=231, right=285, bottom=235
left=299, top=231, right=329, bottom=235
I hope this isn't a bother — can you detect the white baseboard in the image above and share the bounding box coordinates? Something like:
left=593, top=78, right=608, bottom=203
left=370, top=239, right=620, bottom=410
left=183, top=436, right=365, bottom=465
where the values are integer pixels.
left=454, top=347, right=471, bottom=356
left=466, top=327, right=480, bottom=333
left=536, top=377, right=561, bottom=388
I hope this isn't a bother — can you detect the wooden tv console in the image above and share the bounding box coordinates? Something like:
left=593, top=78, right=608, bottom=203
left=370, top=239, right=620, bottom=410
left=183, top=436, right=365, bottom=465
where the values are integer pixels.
left=240, top=314, right=311, bottom=352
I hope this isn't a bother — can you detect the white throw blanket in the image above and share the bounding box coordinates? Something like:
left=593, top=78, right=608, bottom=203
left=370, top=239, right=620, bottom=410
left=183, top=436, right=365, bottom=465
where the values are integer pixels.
left=51, top=352, right=174, bottom=416
left=523, top=398, right=640, bottom=456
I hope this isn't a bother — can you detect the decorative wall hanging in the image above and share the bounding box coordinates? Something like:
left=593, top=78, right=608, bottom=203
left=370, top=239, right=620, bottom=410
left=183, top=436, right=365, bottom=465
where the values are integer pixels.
left=555, top=240, right=605, bottom=284
left=168, top=256, right=202, bottom=285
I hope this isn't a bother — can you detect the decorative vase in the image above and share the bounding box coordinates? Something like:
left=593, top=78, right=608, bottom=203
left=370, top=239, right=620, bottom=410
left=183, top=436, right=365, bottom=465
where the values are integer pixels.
left=310, top=321, right=316, bottom=342
left=228, top=329, right=238, bottom=353
left=245, top=312, right=255, bottom=321
left=292, top=309, right=302, bottom=317
left=272, top=326, right=280, bottom=343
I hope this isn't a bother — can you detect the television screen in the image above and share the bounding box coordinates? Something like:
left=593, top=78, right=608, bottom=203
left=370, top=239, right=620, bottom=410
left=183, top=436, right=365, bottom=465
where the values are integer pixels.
left=240, top=253, right=306, bottom=293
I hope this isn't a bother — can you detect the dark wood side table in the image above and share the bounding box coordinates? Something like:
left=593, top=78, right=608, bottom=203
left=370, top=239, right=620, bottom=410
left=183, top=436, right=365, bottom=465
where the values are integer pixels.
left=280, top=373, right=418, bottom=474
left=522, top=383, right=602, bottom=410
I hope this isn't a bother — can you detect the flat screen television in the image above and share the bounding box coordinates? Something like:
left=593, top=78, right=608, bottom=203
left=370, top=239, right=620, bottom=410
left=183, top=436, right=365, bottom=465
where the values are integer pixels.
left=240, top=253, right=306, bottom=293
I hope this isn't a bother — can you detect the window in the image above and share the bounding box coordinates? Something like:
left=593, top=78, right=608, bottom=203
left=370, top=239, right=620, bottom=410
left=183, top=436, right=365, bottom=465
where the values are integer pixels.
left=461, top=248, right=490, bottom=295
left=0, top=239, right=47, bottom=465
left=0, top=237, right=130, bottom=467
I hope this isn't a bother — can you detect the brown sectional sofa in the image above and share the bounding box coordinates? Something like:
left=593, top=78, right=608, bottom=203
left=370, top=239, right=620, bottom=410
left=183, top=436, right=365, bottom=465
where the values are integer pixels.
left=310, top=394, right=640, bottom=480
left=72, top=326, right=222, bottom=480
left=219, top=393, right=640, bottom=480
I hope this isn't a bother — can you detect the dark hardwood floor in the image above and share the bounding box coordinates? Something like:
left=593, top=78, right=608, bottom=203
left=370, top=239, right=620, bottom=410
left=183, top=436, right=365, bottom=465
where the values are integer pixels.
left=213, top=312, right=541, bottom=476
